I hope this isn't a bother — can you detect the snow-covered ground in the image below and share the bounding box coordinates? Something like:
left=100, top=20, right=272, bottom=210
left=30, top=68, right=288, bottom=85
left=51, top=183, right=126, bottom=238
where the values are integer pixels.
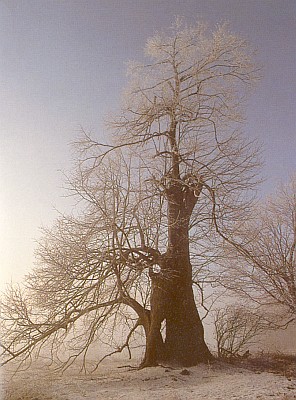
left=2, top=358, right=296, bottom=400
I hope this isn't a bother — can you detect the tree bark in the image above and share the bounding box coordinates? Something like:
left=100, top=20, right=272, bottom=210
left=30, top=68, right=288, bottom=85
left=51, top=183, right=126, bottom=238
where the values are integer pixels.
left=141, top=181, right=212, bottom=367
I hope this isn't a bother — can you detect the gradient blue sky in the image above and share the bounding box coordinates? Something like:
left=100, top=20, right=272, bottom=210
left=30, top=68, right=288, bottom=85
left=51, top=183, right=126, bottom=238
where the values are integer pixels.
left=0, top=0, right=296, bottom=288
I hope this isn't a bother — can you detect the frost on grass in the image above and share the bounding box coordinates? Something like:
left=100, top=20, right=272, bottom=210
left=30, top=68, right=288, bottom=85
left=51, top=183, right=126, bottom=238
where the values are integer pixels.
left=2, top=361, right=64, bottom=400
left=3, top=380, right=56, bottom=400
left=4, top=383, right=55, bottom=400
left=1, top=357, right=296, bottom=400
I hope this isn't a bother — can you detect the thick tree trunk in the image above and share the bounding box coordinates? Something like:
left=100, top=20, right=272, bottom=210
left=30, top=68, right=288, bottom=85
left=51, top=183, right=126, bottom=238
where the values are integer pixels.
left=164, top=273, right=212, bottom=365
left=141, top=182, right=212, bottom=367
left=139, top=309, right=166, bottom=367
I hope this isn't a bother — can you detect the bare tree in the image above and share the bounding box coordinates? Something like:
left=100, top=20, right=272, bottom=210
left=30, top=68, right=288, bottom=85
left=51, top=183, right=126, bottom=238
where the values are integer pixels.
left=1, top=18, right=261, bottom=369
left=214, top=306, right=271, bottom=359
left=1, top=154, right=158, bottom=371
left=217, top=176, right=296, bottom=322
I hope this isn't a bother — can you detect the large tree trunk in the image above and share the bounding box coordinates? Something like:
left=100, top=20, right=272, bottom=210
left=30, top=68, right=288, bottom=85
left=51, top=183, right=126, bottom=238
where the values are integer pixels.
left=141, top=182, right=212, bottom=367
left=164, top=269, right=212, bottom=365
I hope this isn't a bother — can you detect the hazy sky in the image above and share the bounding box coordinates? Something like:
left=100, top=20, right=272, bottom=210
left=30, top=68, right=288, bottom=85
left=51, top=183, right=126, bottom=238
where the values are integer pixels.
left=0, top=0, right=296, bottom=288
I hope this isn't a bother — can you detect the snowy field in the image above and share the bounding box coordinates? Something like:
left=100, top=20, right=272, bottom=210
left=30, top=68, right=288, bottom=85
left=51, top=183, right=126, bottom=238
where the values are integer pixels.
left=2, top=357, right=296, bottom=400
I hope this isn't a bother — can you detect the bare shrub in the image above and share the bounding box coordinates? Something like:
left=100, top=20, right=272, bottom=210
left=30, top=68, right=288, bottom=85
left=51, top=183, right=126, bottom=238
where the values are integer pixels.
left=214, top=306, right=270, bottom=358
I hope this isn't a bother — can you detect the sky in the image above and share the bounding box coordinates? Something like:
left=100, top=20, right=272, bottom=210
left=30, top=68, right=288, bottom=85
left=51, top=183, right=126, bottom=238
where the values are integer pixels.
left=0, top=0, right=295, bottom=289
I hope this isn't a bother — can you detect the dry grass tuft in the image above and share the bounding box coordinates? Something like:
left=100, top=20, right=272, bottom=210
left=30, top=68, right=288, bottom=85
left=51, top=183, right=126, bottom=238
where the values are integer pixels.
left=3, top=376, right=62, bottom=400
left=230, top=352, right=296, bottom=378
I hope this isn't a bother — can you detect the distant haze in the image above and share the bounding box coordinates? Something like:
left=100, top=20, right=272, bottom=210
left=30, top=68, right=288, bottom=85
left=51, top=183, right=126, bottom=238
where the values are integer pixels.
left=0, top=0, right=295, bottom=289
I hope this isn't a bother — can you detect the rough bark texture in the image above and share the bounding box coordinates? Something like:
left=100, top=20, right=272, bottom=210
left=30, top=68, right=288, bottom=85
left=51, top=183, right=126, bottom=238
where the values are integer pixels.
left=141, top=182, right=212, bottom=367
